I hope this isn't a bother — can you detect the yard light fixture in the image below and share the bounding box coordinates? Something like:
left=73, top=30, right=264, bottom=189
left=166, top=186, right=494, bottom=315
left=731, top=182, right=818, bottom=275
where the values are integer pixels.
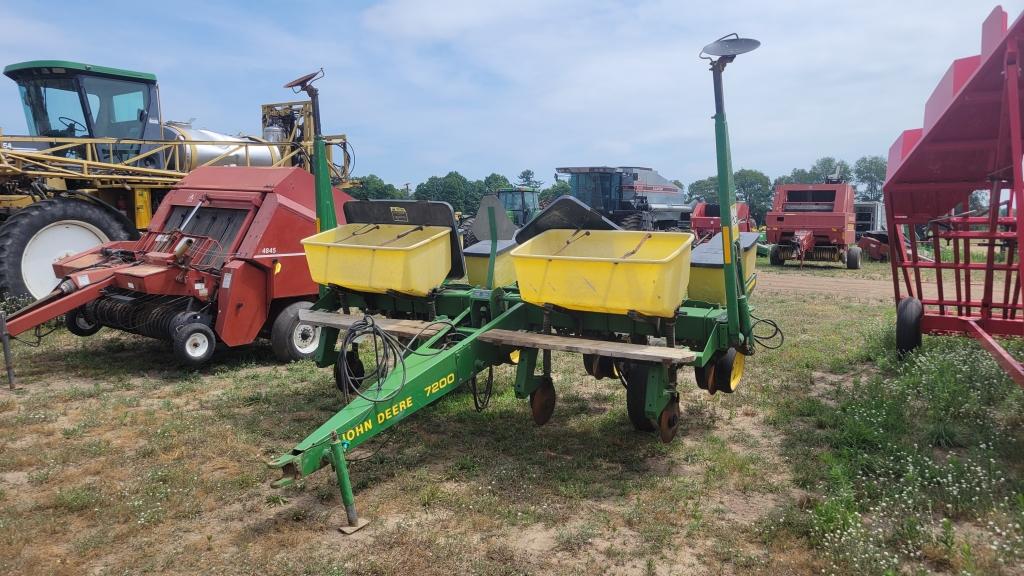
left=700, top=33, right=759, bottom=350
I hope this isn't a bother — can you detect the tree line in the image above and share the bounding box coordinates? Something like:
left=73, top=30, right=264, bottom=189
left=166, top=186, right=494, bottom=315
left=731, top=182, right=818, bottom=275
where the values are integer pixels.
left=348, top=155, right=887, bottom=223
left=685, top=155, right=887, bottom=224
left=349, top=169, right=569, bottom=215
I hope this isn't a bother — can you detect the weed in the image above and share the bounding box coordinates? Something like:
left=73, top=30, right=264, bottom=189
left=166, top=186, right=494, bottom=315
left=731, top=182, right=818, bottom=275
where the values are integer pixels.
left=555, top=523, right=597, bottom=552
left=55, top=485, right=103, bottom=512
left=266, top=494, right=288, bottom=507
left=773, top=327, right=1024, bottom=574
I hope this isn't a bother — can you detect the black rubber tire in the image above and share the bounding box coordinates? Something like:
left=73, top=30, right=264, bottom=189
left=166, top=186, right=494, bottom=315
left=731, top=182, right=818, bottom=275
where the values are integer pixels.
left=0, top=197, right=136, bottom=299
left=172, top=323, right=216, bottom=367
left=583, top=354, right=615, bottom=379
left=846, top=246, right=863, bottom=270
left=460, top=217, right=477, bottom=248
left=65, top=306, right=101, bottom=337
left=625, top=363, right=656, bottom=432
left=270, top=301, right=319, bottom=362
left=769, top=245, right=785, bottom=266
left=334, top=348, right=365, bottom=395
left=713, top=349, right=741, bottom=394
left=620, top=213, right=645, bottom=231
left=896, top=297, right=923, bottom=357
left=695, top=362, right=714, bottom=391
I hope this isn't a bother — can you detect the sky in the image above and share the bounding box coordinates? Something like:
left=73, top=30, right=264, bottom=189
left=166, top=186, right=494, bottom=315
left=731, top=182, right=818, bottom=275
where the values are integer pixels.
left=1, top=0, right=1022, bottom=189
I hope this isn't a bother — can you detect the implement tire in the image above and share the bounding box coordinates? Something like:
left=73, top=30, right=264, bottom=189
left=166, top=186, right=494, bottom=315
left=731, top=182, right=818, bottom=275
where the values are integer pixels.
left=270, top=301, right=320, bottom=362
left=896, top=297, right=923, bottom=357
left=846, top=246, right=863, bottom=270
left=0, top=198, right=135, bottom=299
left=625, top=363, right=656, bottom=432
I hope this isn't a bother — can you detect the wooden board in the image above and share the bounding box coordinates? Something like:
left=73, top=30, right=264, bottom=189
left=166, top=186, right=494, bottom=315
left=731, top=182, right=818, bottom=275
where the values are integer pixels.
left=299, top=310, right=443, bottom=339
left=478, top=329, right=695, bottom=365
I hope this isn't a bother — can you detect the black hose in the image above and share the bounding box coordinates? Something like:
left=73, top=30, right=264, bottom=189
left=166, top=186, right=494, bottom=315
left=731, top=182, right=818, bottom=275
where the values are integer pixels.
left=335, top=315, right=455, bottom=404
left=750, top=314, right=784, bottom=350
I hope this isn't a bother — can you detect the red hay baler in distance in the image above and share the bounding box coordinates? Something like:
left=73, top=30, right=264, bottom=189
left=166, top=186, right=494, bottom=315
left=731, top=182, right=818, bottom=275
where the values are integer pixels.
left=765, top=182, right=861, bottom=269
left=3, top=166, right=352, bottom=366
left=690, top=201, right=754, bottom=242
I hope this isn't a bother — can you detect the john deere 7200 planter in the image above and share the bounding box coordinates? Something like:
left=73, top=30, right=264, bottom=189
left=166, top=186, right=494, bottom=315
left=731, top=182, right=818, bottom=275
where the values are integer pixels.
left=270, top=35, right=772, bottom=531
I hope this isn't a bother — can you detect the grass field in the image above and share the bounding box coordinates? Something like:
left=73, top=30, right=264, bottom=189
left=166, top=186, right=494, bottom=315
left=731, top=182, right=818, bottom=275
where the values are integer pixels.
left=0, top=269, right=1021, bottom=575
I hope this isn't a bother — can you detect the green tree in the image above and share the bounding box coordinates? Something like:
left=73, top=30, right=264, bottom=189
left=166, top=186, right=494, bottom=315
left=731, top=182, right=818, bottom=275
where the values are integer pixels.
left=414, top=171, right=472, bottom=212
left=853, top=155, right=887, bottom=201
left=539, top=180, right=570, bottom=205
left=733, top=168, right=773, bottom=225
left=671, top=179, right=684, bottom=190
left=809, top=157, right=853, bottom=183
left=775, top=168, right=815, bottom=185
left=483, top=173, right=510, bottom=192
left=350, top=174, right=403, bottom=200
left=516, top=169, right=543, bottom=188
left=687, top=176, right=718, bottom=202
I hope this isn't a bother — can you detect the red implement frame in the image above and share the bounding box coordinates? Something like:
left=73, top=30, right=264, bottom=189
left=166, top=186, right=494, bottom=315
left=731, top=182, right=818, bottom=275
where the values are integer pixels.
left=691, top=201, right=753, bottom=241
left=884, top=6, right=1023, bottom=386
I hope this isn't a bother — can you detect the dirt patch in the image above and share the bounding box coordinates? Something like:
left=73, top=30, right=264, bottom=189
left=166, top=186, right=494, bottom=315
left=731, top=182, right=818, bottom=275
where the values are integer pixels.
left=758, top=271, right=893, bottom=302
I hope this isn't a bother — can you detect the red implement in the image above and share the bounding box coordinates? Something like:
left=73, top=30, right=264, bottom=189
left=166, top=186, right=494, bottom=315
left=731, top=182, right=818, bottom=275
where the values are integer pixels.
left=765, top=182, right=858, bottom=267
left=3, top=166, right=351, bottom=366
left=691, top=201, right=753, bottom=242
left=884, top=6, right=1023, bottom=386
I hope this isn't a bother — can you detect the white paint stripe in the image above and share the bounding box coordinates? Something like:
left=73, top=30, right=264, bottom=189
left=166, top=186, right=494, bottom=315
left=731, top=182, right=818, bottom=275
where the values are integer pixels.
left=253, top=253, right=306, bottom=259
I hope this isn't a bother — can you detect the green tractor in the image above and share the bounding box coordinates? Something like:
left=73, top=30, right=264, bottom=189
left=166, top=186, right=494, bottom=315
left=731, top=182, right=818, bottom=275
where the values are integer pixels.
left=460, top=185, right=539, bottom=246
left=0, top=60, right=348, bottom=300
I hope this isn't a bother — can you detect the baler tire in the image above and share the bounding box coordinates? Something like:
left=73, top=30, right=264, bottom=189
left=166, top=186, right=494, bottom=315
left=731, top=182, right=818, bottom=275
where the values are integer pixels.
left=172, top=323, right=216, bottom=367
left=846, top=246, right=863, bottom=270
left=625, top=363, right=656, bottom=432
left=896, top=297, right=923, bottom=357
left=0, top=197, right=136, bottom=299
left=65, top=306, right=101, bottom=337
left=769, top=245, right=785, bottom=266
left=270, top=301, right=320, bottom=362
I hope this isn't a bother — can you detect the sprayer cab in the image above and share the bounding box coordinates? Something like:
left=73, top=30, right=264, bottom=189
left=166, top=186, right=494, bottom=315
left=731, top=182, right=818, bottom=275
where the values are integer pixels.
left=4, top=60, right=161, bottom=141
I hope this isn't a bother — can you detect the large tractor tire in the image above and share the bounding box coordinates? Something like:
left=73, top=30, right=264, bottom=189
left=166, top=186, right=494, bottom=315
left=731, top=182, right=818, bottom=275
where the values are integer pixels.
left=460, top=217, right=478, bottom=248
left=0, top=198, right=136, bottom=300
left=620, top=213, right=646, bottom=231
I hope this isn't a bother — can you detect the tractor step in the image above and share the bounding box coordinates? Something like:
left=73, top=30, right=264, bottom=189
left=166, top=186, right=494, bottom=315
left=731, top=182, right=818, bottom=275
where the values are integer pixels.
left=477, top=329, right=695, bottom=365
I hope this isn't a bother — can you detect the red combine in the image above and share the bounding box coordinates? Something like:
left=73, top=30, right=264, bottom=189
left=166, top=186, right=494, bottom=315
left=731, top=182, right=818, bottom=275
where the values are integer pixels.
left=884, top=6, right=1023, bottom=385
left=690, top=201, right=754, bottom=242
left=765, top=181, right=861, bottom=268
left=1, top=166, right=350, bottom=366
